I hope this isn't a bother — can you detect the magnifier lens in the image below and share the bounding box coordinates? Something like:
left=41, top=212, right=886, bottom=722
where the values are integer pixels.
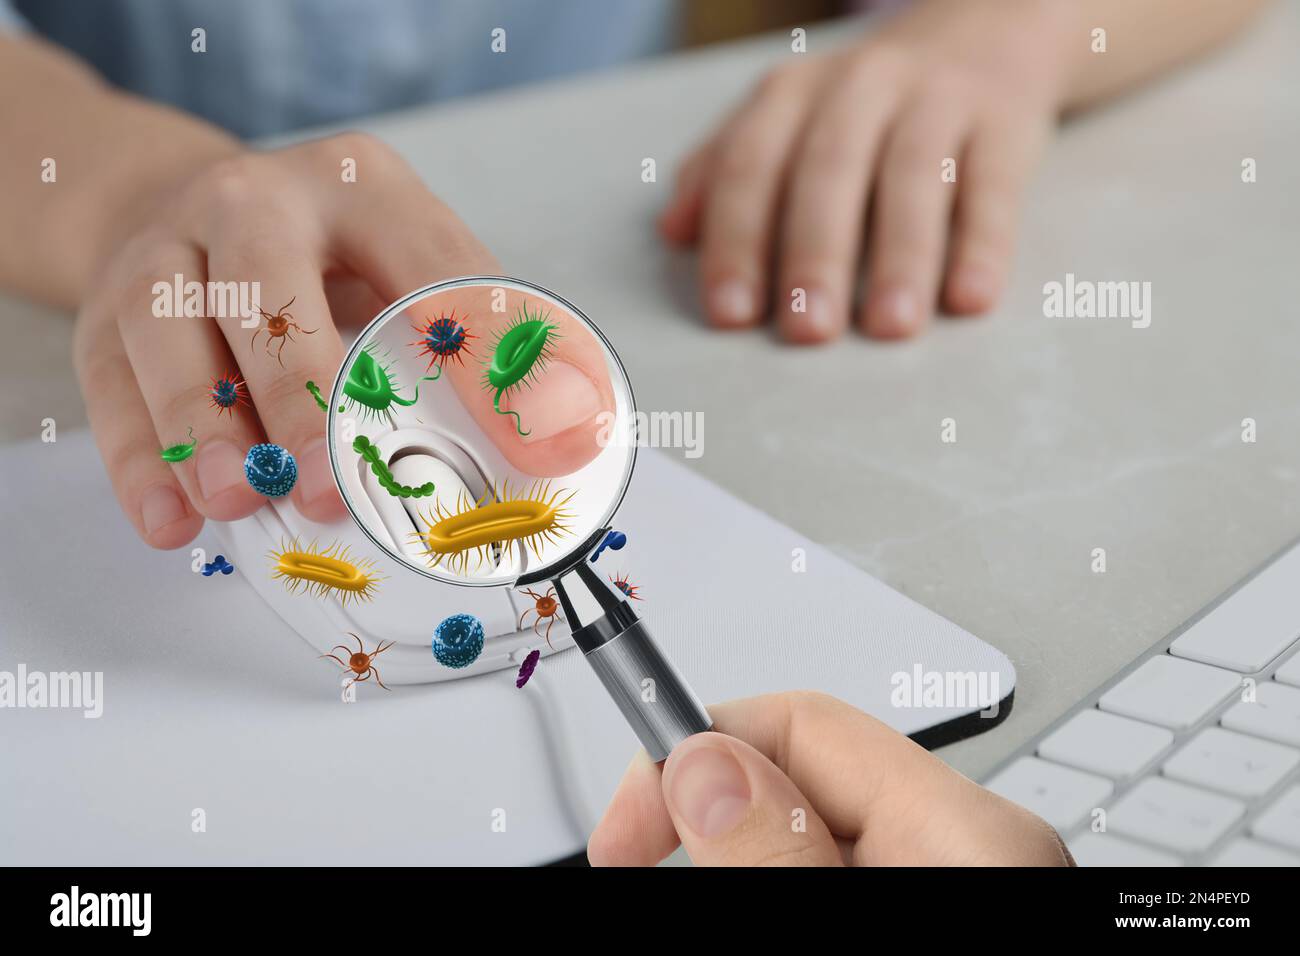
left=327, top=276, right=710, bottom=762
left=327, top=276, right=637, bottom=588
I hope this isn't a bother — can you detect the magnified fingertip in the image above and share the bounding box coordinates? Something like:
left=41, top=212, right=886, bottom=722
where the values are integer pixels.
left=504, top=361, right=604, bottom=446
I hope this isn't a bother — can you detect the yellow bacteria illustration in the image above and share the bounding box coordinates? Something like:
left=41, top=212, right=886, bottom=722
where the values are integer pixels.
left=269, top=538, right=383, bottom=606
left=412, top=480, right=575, bottom=574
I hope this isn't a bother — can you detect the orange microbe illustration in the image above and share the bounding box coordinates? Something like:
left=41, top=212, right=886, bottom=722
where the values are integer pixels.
left=320, top=632, right=394, bottom=691
left=518, top=586, right=565, bottom=648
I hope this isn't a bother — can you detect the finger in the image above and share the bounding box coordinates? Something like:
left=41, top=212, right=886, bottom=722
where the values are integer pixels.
left=587, top=751, right=679, bottom=867
left=205, top=222, right=348, bottom=523
left=74, top=300, right=204, bottom=549
left=414, top=282, right=616, bottom=477
left=323, top=273, right=389, bottom=330
left=698, top=67, right=813, bottom=329
left=322, top=135, right=502, bottom=303
left=592, top=692, right=1072, bottom=867
left=115, top=240, right=268, bottom=522
left=711, top=692, right=1069, bottom=865
left=661, top=731, right=843, bottom=867
left=589, top=694, right=897, bottom=866
left=657, top=144, right=712, bottom=247
left=942, top=120, right=1045, bottom=315
left=776, top=58, right=900, bottom=344
left=860, top=95, right=968, bottom=339
left=328, top=161, right=614, bottom=477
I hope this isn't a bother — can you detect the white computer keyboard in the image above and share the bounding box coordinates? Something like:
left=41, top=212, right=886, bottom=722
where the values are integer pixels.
left=985, top=538, right=1300, bottom=866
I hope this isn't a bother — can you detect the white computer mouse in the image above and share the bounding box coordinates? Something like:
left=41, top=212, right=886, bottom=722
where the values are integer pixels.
left=212, top=421, right=574, bottom=686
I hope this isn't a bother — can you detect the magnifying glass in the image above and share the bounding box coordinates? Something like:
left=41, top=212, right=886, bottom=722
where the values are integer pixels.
left=326, top=275, right=712, bottom=761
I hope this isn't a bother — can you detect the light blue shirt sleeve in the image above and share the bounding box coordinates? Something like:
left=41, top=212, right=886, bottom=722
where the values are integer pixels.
left=5, top=0, right=679, bottom=138
left=0, top=0, right=30, bottom=31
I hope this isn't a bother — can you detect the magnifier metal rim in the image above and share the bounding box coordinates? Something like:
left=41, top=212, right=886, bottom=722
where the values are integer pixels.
left=327, top=274, right=638, bottom=588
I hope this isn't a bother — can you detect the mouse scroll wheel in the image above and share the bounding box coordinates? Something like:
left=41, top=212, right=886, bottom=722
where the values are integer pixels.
left=388, top=454, right=474, bottom=527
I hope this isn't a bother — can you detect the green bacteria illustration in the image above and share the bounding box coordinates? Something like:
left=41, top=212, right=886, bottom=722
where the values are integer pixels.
left=304, top=380, right=336, bottom=413
left=341, top=346, right=419, bottom=421
left=160, top=426, right=198, bottom=463
left=353, top=435, right=435, bottom=499
left=483, top=301, right=560, bottom=437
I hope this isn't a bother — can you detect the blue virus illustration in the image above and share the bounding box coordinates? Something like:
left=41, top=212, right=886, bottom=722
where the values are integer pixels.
left=590, top=529, right=627, bottom=563
left=201, top=554, right=234, bottom=576
left=244, top=443, right=298, bottom=497
left=432, top=613, right=485, bottom=669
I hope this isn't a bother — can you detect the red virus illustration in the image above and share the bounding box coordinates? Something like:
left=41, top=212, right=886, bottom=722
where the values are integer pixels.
left=611, top=573, right=641, bottom=602
left=208, top=370, right=249, bottom=418
left=411, top=309, right=474, bottom=380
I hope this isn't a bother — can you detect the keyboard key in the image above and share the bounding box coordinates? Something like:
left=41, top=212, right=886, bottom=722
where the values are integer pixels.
left=1162, top=727, right=1299, bottom=798
left=1038, top=709, right=1174, bottom=781
left=1221, top=681, right=1300, bottom=746
left=1099, top=656, right=1240, bottom=730
left=1208, top=839, right=1300, bottom=866
left=1276, top=652, right=1300, bottom=688
left=1067, top=833, right=1181, bottom=867
left=1108, top=777, right=1244, bottom=853
left=984, top=757, right=1113, bottom=832
left=1169, top=543, right=1300, bottom=672
left=1251, top=785, right=1300, bottom=852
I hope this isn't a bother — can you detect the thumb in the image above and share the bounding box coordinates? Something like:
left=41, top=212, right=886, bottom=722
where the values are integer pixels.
left=661, top=732, right=844, bottom=867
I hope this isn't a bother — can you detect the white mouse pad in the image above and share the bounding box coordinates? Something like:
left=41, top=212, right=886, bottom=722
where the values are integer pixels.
left=0, top=432, right=1013, bottom=864
left=515, top=447, right=1017, bottom=832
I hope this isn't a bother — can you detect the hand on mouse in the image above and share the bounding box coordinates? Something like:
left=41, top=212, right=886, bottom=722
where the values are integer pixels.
left=659, top=0, right=1077, bottom=342
left=588, top=691, right=1074, bottom=866
left=72, top=134, right=611, bottom=551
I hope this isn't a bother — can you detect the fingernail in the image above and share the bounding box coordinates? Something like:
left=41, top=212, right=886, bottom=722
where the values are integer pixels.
left=197, top=438, right=251, bottom=501
left=294, top=437, right=338, bottom=510
left=141, top=483, right=187, bottom=534
left=667, top=742, right=751, bottom=838
left=506, top=361, right=604, bottom=444
left=786, top=287, right=837, bottom=340
left=871, top=286, right=918, bottom=336
left=807, top=290, right=835, bottom=333
left=952, top=265, right=996, bottom=310
left=708, top=279, right=756, bottom=326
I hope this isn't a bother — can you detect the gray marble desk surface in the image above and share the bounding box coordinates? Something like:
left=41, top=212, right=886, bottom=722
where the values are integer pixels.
left=2, top=4, right=1297, bottom=779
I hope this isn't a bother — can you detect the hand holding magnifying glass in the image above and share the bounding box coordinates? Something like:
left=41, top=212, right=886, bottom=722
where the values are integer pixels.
left=327, top=276, right=712, bottom=762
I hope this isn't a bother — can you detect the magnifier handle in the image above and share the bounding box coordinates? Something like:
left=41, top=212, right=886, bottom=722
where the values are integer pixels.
left=552, top=559, right=712, bottom=761
left=580, top=617, right=713, bottom=763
